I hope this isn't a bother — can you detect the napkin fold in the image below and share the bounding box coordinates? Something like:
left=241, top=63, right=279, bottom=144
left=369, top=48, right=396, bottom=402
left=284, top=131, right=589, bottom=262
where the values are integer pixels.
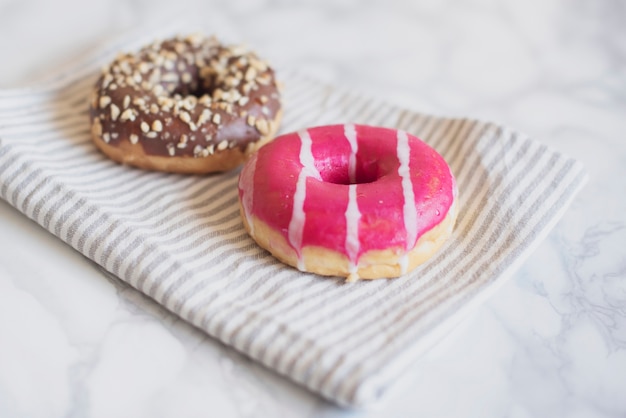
left=0, top=29, right=587, bottom=408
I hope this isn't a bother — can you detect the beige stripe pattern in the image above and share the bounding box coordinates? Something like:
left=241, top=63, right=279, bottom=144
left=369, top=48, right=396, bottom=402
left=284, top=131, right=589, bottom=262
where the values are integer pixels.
left=0, top=32, right=587, bottom=408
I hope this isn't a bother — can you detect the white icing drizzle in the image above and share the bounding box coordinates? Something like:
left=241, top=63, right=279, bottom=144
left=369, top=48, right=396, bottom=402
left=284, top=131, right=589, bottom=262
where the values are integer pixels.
left=345, top=183, right=361, bottom=277
left=397, top=130, right=417, bottom=274
left=399, top=255, right=409, bottom=275
left=240, top=153, right=258, bottom=236
left=344, top=124, right=358, bottom=184
left=288, top=130, right=321, bottom=271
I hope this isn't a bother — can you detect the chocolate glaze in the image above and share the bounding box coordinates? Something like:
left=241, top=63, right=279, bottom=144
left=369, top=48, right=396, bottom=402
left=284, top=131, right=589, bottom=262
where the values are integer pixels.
left=89, top=35, right=281, bottom=158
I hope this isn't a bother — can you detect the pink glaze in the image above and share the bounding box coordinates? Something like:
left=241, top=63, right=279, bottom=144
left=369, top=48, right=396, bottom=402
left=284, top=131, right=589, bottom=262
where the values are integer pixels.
left=238, top=124, right=456, bottom=273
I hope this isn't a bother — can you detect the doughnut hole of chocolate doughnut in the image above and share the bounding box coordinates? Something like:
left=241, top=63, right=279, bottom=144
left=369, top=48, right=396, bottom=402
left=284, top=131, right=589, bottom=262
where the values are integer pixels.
left=89, top=34, right=282, bottom=174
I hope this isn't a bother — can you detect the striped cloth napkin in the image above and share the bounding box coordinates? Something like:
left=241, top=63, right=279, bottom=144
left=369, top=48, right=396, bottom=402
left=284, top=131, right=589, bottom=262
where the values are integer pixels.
left=0, top=29, right=587, bottom=408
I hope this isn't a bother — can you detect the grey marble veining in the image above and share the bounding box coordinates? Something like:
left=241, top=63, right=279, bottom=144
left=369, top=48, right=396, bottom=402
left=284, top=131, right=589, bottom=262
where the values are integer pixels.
left=1, top=0, right=625, bottom=416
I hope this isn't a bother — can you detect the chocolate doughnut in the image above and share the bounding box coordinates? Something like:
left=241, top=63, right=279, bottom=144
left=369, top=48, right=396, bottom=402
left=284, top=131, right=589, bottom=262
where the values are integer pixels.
left=89, top=34, right=282, bottom=173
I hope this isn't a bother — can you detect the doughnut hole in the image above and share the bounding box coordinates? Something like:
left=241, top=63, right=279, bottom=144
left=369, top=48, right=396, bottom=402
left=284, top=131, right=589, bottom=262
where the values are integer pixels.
left=154, top=40, right=240, bottom=102
left=315, top=154, right=379, bottom=185
left=159, top=59, right=213, bottom=100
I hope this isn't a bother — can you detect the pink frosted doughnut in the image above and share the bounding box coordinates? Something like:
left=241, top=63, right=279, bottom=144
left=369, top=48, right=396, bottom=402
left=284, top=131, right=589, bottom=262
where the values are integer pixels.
left=238, top=124, right=458, bottom=281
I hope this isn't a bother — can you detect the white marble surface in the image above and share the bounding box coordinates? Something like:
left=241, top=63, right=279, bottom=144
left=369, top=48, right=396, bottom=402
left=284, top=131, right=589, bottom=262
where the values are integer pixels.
left=1, top=0, right=625, bottom=416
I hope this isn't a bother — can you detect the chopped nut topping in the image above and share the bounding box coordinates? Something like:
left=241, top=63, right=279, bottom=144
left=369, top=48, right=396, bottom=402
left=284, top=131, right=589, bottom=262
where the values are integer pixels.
left=138, top=62, right=151, bottom=74
left=152, top=120, right=163, bottom=132
left=244, top=67, right=257, bottom=82
left=123, top=95, right=131, bottom=109
left=179, top=111, right=191, bottom=123
left=152, top=84, right=165, bottom=95
left=110, top=104, right=120, bottom=121
left=157, top=96, right=173, bottom=107
left=146, top=131, right=158, bottom=139
left=129, top=134, right=139, bottom=144
left=217, top=140, right=228, bottom=151
left=198, top=109, right=212, bottom=125
left=250, top=58, right=268, bottom=72
left=162, top=73, right=179, bottom=83
left=164, top=59, right=175, bottom=70
left=183, top=96, right=197, bottom=111
left=186, top=33, right=204, bottom=46
left=133, top=97, right=146, bottom=107
left=255, top=118, right=269, bottom=135
left=199, top=95, right=212, bottom=106
left=120, top=108, right=136, bottom=122
left=217, top=102, right=230, bottom=111
left=148, top=68, right=162, bottom=85
left=119, top=61, right=132, bottom=76
left=212, top=113, right=221, bottom=124
left=225, top=75, right=240, bottom=87
left=99, top=96, right=111, bottom=109
left=102, top=74, right=113, bottom=88
left=174, top=42, right=186, bottom=54
left=256, top=73, right=272, bottom=85
left=140, top=121, right=150, bottom=133
left=102, top=133, right=111, bottom=143
left=247, top=115, right=256, bottom=126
